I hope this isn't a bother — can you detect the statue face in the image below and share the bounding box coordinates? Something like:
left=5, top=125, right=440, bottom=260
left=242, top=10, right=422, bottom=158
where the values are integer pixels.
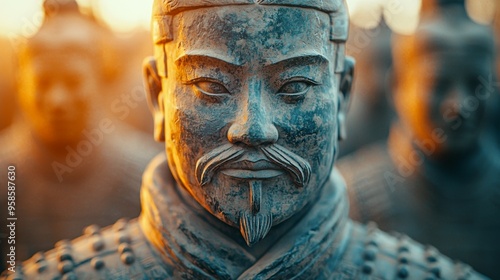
left=147, top=5, right=349, bottom=245
left=394, top=22, right=494, bottom=154
left=20, top=54, right=98, bottom=146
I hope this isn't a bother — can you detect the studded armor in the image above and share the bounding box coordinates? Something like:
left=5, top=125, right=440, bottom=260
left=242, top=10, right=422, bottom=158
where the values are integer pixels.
left=1, top=221, right=485, bottom=279
left=1, top=155, right=488, bottom=279
left=338, top=127, right=500, bottom=278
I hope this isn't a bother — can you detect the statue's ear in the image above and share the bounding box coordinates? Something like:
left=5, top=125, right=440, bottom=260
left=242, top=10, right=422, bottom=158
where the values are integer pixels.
left=143, top=56, right=165, bottom=142
left=337, top=56, right=355, bottom=141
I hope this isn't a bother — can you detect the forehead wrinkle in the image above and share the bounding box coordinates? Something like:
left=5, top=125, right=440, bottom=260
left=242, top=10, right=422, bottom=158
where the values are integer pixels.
left=170, top=6, right=331, bottom=56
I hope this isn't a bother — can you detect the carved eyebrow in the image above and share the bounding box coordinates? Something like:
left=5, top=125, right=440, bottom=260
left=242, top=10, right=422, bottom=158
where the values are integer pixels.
left=265, top=54, right=329, bottom=69
left=175, top=53, right=243, bottom=68
left=175, top=52, right=329, bottom=69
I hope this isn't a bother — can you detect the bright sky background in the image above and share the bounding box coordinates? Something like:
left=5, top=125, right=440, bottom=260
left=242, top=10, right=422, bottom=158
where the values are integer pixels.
left=348, top=0, right=421, bottom=34
left=0, top=0, right=496, bottom=38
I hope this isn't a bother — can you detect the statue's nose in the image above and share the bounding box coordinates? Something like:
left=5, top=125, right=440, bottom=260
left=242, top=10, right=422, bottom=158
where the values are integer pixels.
left=227, top=89, right=278, bottom=147
left=46, top=83, right=72, bottom=111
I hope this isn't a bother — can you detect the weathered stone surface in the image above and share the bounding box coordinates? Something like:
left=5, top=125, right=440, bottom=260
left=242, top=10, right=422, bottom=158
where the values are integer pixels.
left=1, top=0, right=489, bottom=279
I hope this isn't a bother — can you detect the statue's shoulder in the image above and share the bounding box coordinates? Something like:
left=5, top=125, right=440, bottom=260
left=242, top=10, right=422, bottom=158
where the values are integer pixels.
left=339, top=222, right=488, bottom=280
left=1, top=219, right=170, bottom=280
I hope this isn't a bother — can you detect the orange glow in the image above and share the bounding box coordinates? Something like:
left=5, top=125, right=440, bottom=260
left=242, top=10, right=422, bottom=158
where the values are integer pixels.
left=348, top=0, right=421, bottom=34
left=466, top=0, right=496, bottom=24
left=0, top=0, right=154, bottom=38
left=93, top=0, right=154, bottom=33
left=0, top=0, right=44, bottom=38
left=0, top=0, right=493, bottom=38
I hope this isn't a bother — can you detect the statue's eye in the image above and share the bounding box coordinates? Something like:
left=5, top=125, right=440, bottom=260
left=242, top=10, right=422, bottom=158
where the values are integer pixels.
left=277, top=78, right=319, bottom=103
left=194, top=81, right=230, bottom=95
left=191, top=79, right=230, bottom=103
left=279, top=81, right=309, bottom=94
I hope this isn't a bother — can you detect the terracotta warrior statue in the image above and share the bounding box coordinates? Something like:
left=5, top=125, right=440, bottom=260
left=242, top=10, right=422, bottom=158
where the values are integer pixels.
left=0, top=0, right=159, bottom=269
left=2, top=0, right=487, bottom=279
left=338, top=0, right=500, bottom=277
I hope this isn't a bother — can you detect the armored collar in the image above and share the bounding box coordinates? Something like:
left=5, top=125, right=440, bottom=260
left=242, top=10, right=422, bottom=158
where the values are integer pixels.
left=139, top=154, right=351, bottom=279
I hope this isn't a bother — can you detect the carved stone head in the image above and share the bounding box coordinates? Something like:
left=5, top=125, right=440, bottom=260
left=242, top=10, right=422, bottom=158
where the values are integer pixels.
left=19, top=1, right=106, bottom=147
left=144, top=0, right=353, bottom=246
left=392, top=2, right=495, bottom=155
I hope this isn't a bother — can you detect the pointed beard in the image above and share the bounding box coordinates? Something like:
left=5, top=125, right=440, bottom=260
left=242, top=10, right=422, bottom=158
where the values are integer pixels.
left=239, top=210, right=273, bottom=247
left=238, top=180, right=272, bottom=247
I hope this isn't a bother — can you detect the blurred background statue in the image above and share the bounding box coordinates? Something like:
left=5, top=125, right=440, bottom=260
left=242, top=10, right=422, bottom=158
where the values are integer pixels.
left=0, top=0, right=160, bottom=269
left=339, top=0, right=500, bottom=277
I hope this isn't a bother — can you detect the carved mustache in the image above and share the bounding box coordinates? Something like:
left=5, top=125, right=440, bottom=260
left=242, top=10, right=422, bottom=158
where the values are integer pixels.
left=195, top=143, right=312, bottom=187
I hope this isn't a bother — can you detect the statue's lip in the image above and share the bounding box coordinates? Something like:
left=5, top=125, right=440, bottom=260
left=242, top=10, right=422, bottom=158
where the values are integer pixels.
left=221, top=169, right=284, bottom=179
left=223, top=159, right=281, bottom=170
left=220, top=159, right=284, bottom=179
